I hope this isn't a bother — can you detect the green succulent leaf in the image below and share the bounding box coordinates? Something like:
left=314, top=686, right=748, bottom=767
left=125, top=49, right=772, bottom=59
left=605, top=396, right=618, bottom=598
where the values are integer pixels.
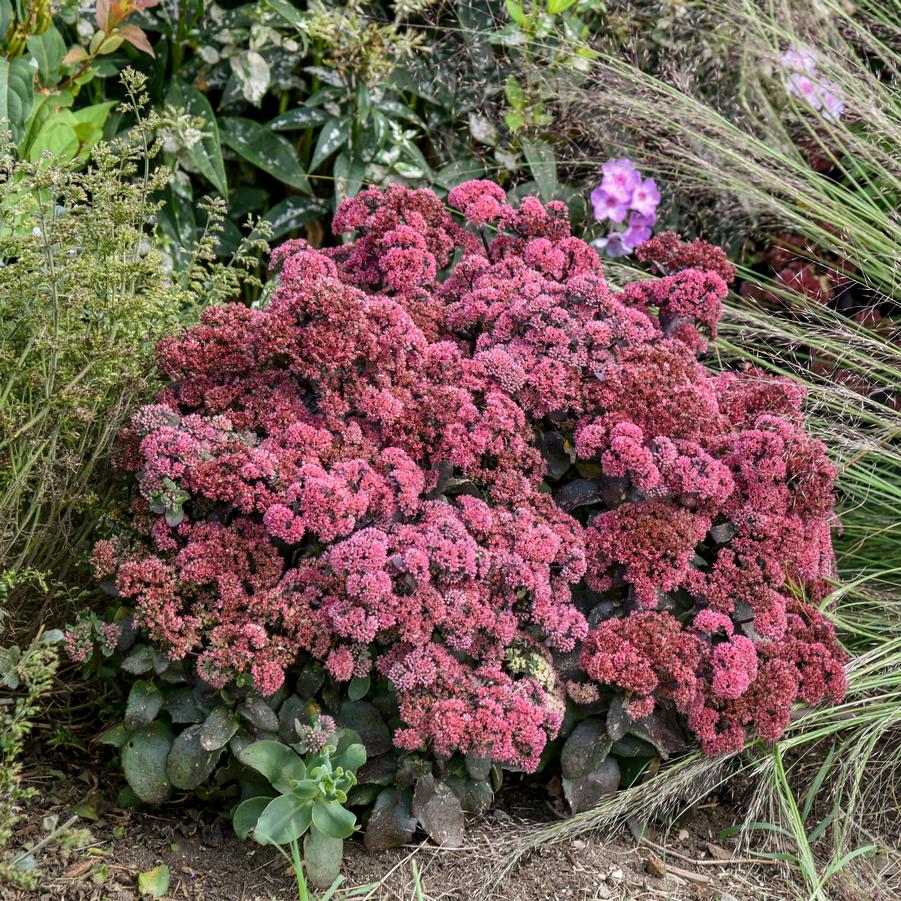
left=304, top=826, right=343, bottom=890
left=331, top=736, right=366, bottom=775
left=311, top=797, right=356, bottom=840
left=200, top=706, right=239, bottom=752
left=347, top=675, right=370, bottom=702
left=124, top=680, right=164, bottom=730
left=232, top=795, right=272, bottom=840
left=254, top=792, right=313, bottom=845
left=241, top=739, right=307, bottom=793
left=121, top=722, right=174, bottom=804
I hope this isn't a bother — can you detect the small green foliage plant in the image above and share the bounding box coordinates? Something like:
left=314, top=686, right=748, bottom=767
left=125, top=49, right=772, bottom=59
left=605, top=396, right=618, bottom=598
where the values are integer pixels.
left=236, top=729, right=366, bottom=894
left=0, top=627, right=63, bottom=889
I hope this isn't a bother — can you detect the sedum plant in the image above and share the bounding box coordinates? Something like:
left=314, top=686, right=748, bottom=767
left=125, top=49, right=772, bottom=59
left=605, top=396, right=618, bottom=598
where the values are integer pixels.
left=71, top=181, right=847, bottom=840
left=235, top=729, right=365, bottom=891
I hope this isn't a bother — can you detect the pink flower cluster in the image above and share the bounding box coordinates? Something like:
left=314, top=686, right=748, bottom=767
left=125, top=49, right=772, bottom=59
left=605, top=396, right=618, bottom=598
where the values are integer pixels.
left=86, top=180, right=846, bottom=768
left=582, top=600, right=847, bottom=754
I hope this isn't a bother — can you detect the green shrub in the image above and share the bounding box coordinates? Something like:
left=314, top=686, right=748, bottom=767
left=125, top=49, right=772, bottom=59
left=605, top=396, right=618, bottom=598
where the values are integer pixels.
left=0, top=628, right=62, bottom=889
left=0, top=69, right=267, bottom=619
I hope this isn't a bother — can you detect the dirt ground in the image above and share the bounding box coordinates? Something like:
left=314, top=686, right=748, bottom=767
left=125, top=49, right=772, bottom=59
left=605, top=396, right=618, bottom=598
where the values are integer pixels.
left=4, top=746, right=898, bottom=901
left=0, top=732, right=901, bottom=901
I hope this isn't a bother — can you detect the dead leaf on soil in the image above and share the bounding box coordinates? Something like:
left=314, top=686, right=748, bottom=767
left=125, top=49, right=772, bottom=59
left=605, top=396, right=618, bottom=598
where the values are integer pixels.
left=63, top=859, right=95, bottom=879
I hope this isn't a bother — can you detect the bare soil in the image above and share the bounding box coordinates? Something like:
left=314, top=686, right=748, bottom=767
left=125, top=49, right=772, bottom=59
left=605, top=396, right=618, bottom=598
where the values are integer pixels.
left=5, top=709, right=899, bottom=901
left=7, top=754, right=896, bottom=901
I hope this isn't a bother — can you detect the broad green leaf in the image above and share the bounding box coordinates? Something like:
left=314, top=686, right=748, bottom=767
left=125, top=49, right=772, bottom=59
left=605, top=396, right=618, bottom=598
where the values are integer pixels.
left=98, top=723, right=131, bottom=747
left=137, top=863, right=169, bottom=899
left=200, top=705, right=239, bottom=751
left=548, top=0, right=579, bottom=12
left=504, top=75, right=525, bottom=111
left=311, top=798, right=356, bottom=840
left=27, top=26, right=66, bottom=87
left=167, top=81, right=228, bottom=197
left=240, top=739, right=306, bottom=793
left=120, top=645, right=154, bottom=675
left=347, top=676, right=369, bottom=702
left=0, top=57, right=35, bottom=144
left=309, top=117, right=350, bottom=173
left=254, top=793, right=313, bottom=845
left=121, top=722, right=174, bottom=804
left=124, top=680, right=163, bottom=730
left=520, top=137, right=557, bottom=202
left=264, top=196, right=329, bottom=240
left=304, top=827, right=343, bottom=890
left=232, top=796, right=272, bottom=840
left=220, top=116, right=310, bottom=192
left=0, top=1, right=12, bottom=40
left=505, top=0, right=525, bottom=24
left=333, top=151, right=365, bottom=205
left=263, top=0, right=308, bottom=30
left=268, top=106, right=329, bottom=132
left=166, top=724, right=221, bottom=790
left=331, top=731, right=366, bottom=774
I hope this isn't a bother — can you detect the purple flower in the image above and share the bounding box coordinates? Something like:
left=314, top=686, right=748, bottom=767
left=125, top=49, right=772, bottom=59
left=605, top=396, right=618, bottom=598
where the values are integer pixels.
left=602, top=232, right=629, bottom=258
left=818, top=82, right=845, bottom=122
left=629, top=178, right=660, bottom=218
left=629, top=210, right=657, bottom=229
left=780, top=47, right=817, bottom=74
left=781, top=45, right=844, bottom=121
left=622, top=217, right=653, bottom=251
left=600, top=158, right=641, bottom=203
left=786, top=72, right=823, bottom=108
left=591, top=186, right=629, bottom=224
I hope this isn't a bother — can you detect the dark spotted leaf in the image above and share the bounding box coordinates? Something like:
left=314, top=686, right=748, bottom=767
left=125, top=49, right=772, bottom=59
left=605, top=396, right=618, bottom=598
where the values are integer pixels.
left=121, top=722, right=173, bottom=804
left=554, top=479, right=602, bottom=513
left=237, top=696, right=279, bottom=733
left=412, top=775, right=464, bottom=848
left=200, top=706, right=239, bottom=752
left=124, top=680, right=163, bottom=730
left=563, top=758, right=620, bottom=813
left=561, top=719, right=612, bottom=779
left=335, top=701, right=391, bottom=757
left=166, top=725, right=221, bottom=790
left=364, top=788, right=417, bottom=851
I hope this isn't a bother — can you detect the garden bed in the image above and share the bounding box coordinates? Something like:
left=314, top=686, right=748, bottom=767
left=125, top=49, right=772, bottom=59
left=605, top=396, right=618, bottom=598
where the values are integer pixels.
left=11, top=764, right=807, bottom=901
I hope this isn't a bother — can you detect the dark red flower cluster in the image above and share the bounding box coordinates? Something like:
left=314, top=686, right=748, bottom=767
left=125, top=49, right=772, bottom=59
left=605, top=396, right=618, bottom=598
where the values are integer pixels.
left=90, top=181, right=846, bottom=768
